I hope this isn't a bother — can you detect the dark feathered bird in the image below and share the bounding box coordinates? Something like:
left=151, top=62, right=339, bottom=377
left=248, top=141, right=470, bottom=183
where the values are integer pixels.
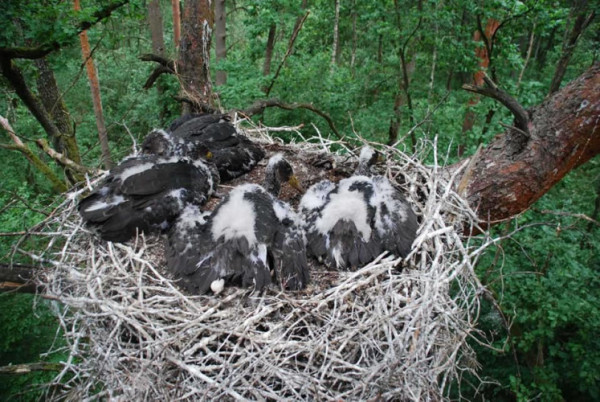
left=78, top=152, right=219, bottom=243
left=141, top=114, right=265, bottom=182
left=299, top=147, right=418, bottom=270
left=166, top=154, right=309, bottom=294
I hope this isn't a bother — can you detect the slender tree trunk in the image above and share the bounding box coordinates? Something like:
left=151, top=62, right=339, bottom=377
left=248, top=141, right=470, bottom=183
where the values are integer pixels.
left=548, top=1, right=595, bottom=95
left=148, top=0, right=166, bottom=56
left=263, top=24, right=277, bottom=77
left=178, top=0, right=214, bottom=114
left=75, top=0, right=112, bottom=169
left=215, top=0, right=227, bottom=86
left=388, top=4, right=420, bottom=149
left=331, top=0, right=340, bottom=69
left=350, top=0, right=357, bottom=73
left=34, top=58, right=84, bottom=182
left=172, top=0, right=181, bottom=49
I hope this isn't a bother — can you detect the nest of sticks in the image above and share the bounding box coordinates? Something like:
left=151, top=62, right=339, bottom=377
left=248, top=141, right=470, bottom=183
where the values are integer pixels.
left=28, top=123, right=489, bottom=400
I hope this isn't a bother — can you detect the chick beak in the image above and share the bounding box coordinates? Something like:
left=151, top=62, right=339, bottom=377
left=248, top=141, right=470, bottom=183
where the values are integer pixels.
left=288, top=175, right=303, bottom=193
left=206, top=151, right=213, bottom=160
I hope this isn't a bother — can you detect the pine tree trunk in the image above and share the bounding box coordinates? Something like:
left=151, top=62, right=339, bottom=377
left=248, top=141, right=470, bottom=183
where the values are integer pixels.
left=215, top=0, right=227, bottom=86
left=147, top=0, right=168, bottom=119
left=178, top=0, right=214, bottom=114
left=458, top=63, right=600, bottom=232
left=75, top=0, right=112, bottom=169
left=148, top=0, right=166, bottom=56
left=172, top=0, right=181, bottom=49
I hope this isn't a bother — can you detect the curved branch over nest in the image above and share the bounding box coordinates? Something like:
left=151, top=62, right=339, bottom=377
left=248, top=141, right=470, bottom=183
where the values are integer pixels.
left=239, top=98, right=343, bottom=140
left=139, top=53, right=176, bottom=89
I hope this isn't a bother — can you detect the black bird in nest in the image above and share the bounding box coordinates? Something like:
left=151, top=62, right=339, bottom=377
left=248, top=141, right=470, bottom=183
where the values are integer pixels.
left=299, top=146, right=418, bottom=270
left=166, top=154, right=309, bottom=295
left=78, top=147, right=219, bottom=243
left=142, top=113, right=265, bottom=182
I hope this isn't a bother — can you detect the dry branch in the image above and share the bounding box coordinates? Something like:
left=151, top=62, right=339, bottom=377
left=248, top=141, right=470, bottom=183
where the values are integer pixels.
left=0, top=115, right=68, bottom=193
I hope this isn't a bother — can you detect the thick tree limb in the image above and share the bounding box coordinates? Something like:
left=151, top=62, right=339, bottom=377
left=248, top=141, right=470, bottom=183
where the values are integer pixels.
left=139, top=53, right=177, bottom=89
left=0, top=0, right=130, bottom=60
left=139, top=53, right=176, bottom=70
left=240, top=98, right=342, bottom=140
left=143, top=66, right=175, bottom=90
left=458, top=63, right=600, bottom=232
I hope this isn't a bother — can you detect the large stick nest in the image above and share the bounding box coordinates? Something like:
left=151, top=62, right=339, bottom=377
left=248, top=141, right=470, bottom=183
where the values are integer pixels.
left=30, top=123, right=487, bottom=400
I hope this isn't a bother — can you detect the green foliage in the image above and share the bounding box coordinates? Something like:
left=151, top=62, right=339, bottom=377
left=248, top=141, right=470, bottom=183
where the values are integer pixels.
left=0, top=0, right=599, bottom=399
left=0, top=294, right=66, bottom=400
left=468, top=158, right=600, bottom=401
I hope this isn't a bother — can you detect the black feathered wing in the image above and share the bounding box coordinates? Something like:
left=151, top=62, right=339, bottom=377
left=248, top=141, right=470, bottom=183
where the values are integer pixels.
left=166, top=206, right=217, bottom=293
left=79, top=155, right=218, bottom=242
left=371, top=176, right=418, bottom=258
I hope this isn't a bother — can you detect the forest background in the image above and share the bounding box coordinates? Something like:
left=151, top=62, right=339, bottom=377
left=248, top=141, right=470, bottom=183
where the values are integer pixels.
left=0, top=0, right=598, bottom=400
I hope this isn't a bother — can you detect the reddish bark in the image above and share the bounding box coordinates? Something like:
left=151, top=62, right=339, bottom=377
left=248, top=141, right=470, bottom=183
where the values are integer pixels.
left=172, top=0, right=181, bottom=48
left=461, top=63, right=600, bottom=230
left=460, top=19, right=500, bottom=156
left=75, top=0, right=112, bottom=169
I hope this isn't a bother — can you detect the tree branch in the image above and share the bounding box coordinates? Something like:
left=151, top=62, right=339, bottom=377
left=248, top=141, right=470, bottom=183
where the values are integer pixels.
left=0, top=116, right=68, bottom=193
left=239, top=98, right=342, bottom=140
left=0, top=362, right=63, bottom=374
left=35, top=139, right=99, bottom=175
left=462, top=73, right=530, bottom=152
left=143, top=66, right=175, bottom=90
left=139, top=53, right=176, bottom=70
